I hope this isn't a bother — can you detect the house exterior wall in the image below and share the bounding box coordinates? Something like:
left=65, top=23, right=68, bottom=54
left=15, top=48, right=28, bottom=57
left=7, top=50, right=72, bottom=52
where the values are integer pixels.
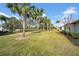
left=76, top=23, right=79, bottom=33
left=70, top=23, right=79, bottom=34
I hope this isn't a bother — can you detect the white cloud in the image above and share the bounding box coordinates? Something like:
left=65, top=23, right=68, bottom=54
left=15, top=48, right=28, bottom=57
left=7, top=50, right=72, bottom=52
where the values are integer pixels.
left=0, top=12, right=11, bottom=17
left=12, top=15, right=20, bottom=19
left=54, top=7, right=77, bottom=20
left=64, top=7, right=77, bottom=15
left=0, top=12, right=20, bottom=19
left=53, top=7, right=78, bottom=27
left=60, top=7, right=77, bottom=22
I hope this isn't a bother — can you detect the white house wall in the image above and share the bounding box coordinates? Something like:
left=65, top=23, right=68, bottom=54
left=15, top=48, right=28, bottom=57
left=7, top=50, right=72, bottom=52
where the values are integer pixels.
left=76, top=23, right=79, bottom=33
left=70, top=23, right=79, bottom=34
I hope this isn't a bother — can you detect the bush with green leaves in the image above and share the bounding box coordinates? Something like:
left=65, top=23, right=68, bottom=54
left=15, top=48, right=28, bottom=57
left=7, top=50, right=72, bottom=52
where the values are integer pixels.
left=70, top=32, right=79, bottom=39
left=3, top=17, right=22, bottom=32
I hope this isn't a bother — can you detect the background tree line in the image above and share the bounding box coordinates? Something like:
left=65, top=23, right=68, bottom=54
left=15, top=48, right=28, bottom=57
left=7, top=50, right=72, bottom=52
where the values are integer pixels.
left=0, top=3, right=54, bottom=37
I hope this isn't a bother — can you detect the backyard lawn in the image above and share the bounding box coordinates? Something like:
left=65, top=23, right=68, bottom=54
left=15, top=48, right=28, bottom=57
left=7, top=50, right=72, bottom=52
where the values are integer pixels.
left=0, top=30, right=79, bottom=56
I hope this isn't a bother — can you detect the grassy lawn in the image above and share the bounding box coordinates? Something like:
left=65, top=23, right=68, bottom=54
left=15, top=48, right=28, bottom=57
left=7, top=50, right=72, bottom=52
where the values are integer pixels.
left=0, top=30, right=79, bottom=56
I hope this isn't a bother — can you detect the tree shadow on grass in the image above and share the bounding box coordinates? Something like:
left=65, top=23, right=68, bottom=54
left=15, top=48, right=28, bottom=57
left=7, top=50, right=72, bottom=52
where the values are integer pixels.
left=26, top=31, right=42, bottom=37
left=0, top=30, right=42, bottom=37
left=0, top=31, right=16, bottom=36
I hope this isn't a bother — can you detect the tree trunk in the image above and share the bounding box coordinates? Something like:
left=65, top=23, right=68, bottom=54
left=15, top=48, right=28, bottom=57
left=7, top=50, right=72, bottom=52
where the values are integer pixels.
left=47, top=24, right=48, bottom=31
left=43, top=23, right=45, bottom=31
left=41, top=23, right=45, bottom=31
left=37, top=21, right=39, bottom=31
left=37, top=20, right=40, bottom=31
left=49, top=24, right=51, bottom=31
left=22, top=17, right=26, bottom=37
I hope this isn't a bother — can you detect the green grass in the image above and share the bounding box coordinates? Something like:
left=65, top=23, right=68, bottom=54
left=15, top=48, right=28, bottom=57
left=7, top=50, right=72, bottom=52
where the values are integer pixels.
left=0, top=30, right=79, bottom=56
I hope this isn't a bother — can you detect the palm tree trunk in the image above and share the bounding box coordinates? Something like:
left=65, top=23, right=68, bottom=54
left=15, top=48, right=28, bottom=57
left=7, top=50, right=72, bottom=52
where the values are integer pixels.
left=49, top=24, right=51, bottom=30
left=58, top=23, right=59, bottom=30
left=22, top=17, right=26, bottom=37
left=37, top=21, right=39, bottom=31
left=43, top=23, right=45, bottom=31
left=47, top=24, right=48, bottom=30
left=41, top=23, right=44, bottom=31
left=37, top=20, right=40, bottom=31
left=47, top=24, right=50, bottom=31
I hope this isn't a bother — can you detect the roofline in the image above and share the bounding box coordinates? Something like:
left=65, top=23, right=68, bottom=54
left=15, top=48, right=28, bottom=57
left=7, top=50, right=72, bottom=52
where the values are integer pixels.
left=71, top=20, right=79, bottom=24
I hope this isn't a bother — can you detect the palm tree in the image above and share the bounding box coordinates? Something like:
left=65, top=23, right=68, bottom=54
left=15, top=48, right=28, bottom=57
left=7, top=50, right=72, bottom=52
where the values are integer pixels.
left=6, top=3, right=32, bottom=37
left=46, top=19, right=51, bottom=30
left=39, top=17, right=46, bottom=30
left=42, top=17, right=51, bottom=31
left=45, top=18, right=51, bottom=31
left=29, top=6, right=38, bottom=28
left=30, top=7, right=44, bottom=31
left=37, top=9, right=44, bottom=30
left=56, top=20, right=61, bottom=30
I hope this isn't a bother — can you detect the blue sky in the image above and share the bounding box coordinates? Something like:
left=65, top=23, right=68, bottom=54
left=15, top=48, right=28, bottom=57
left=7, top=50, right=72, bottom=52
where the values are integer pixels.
left=0, top=3, right=79, bottom=27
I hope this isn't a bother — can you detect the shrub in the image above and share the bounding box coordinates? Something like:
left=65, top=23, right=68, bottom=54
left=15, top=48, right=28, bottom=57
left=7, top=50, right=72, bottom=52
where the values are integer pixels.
left=61, top=30, right=67, bottom=35
left=0, top=31, right=13, bottom=36
left=61, top=30, right=79, bottom=39
left=70, top=32, right=79, bottom=39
